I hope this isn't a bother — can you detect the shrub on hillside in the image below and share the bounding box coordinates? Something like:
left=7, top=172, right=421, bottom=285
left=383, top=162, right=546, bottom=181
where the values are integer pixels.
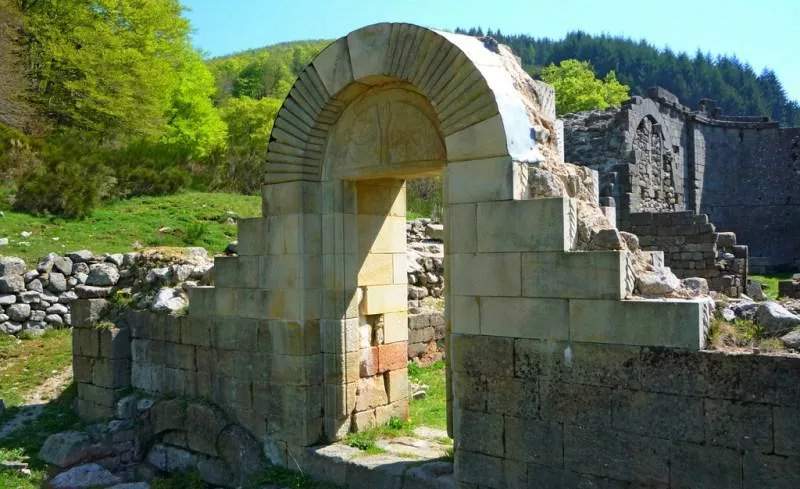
left=111, top=140, right=194, bottom=198
left=14, top=148, right=112, bottom=219
left=0, top=123, right=38, bottom=182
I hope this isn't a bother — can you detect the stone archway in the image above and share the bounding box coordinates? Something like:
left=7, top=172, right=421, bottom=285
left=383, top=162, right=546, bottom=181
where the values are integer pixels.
left=260, top=22, right=559, bottom=443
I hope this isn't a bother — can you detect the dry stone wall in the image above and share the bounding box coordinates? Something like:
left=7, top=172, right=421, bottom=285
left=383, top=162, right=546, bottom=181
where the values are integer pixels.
left=0, top=249, right=213, bottom=337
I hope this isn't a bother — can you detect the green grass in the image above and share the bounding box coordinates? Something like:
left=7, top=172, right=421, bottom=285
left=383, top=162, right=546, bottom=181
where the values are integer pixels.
left=343, top=416, right=415, bottom=455
left=342, top=361, right=448, bottom=455
left=0, top=191, right=261, bottom=264
left=247, top=466, right=342, bottom=489
left=0, top=329, right=73, bottom=407
left=152, top=471, right=207, bottom=489
left=408, top=360, right=447, bottom=430
left=0, top=384, right=82, bottom=489
left=750, top=273, right=794, bottom=300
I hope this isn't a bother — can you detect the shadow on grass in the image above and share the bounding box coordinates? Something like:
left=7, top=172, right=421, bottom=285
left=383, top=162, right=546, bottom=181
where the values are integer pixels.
left=0, top=382, right=81, bottom=471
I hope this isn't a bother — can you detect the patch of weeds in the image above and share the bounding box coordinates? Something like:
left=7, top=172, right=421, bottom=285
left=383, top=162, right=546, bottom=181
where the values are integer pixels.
left=174, top=304, right=189, bottom=317
left=435, top=436, right=453, bottom=445
left=94, top=320, right=116, bottom=330
left=0, top=447, right=26, bottom=463
left=183, top=221, right=207, bottom=245
left=109, top=288, right=133, bottom=308
left=343, top=430, right=383, bottom=454
left=247, top=466, right=342, bottom=489
left=709, top=318, right=768, bottom=349
left=344, top=416, right=416, bottom=455
left=152, top=470, right=206, bottom=489
left=443, top=446, right=454, bottom=461
left=757, top=338, right=786, bottom=353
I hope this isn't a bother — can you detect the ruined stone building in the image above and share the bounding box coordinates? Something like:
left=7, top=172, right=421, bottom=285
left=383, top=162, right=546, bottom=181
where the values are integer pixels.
left=563, top=87, right=800, bottom=276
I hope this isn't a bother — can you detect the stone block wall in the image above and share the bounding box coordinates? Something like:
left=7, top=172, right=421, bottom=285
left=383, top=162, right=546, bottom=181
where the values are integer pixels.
left=407, top=310, right=445, bottom=364
left=624, top=211, right=748, bottom=295
left=72, top=299, right=131, bottom=421
left=451, top=336, right=800, bottom=489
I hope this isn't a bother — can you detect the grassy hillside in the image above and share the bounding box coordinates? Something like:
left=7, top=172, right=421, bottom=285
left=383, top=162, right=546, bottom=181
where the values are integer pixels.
left=0, top=192, right=261, bottom=264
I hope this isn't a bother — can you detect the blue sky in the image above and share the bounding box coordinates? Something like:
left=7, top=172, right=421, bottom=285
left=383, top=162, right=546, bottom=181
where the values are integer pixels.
left=182, top=0, right=800, bottom=102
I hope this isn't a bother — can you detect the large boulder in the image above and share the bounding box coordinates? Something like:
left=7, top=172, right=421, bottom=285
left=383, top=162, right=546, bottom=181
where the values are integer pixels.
left=746, top=280, right=768, bottom=302
left=756, top=301, right=800, bottom=335
left=6, top=303, right=31, bottom=322
left=0, top=256, right=26, bottom=276
left=151, top=288, right=187, bottom=313
left=39, top=431, right=95, bottom=468
left=67, top=250, right=94, bottom=263
left=636, top=269, right=681, bottom=296
left=781, top=329, right=800, bottom=349
left=0, top=275, right=24, bottom=294
left=47, top=463, right=121, bottom=489
left=86, top=263, right=120, bottom=286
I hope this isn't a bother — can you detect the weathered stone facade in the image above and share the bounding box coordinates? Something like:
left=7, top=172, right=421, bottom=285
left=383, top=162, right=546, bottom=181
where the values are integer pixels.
left=625, top=211, right=748, bottom=296
left=452, top=336, right=800, bottom=489
left=564, top=87, right=800, bottom=273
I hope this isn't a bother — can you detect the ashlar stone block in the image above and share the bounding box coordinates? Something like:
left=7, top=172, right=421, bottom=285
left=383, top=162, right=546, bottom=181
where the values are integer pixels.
left=521, top=251, right=626, bottom=299
left=357, top=253, right=394, bottom=286
left=569, top=298, right=706, bottom=349
left=445, top=156, right=521, bottom=204
left=444, top=116, right=508, bottom=164
left=357, top=215, right=406, bottom=254
left=445, top=203, right=477, bottom=253
left=450, top=253, right=521, bottom=297
left=360, top=284, right=406, bottom=315
left=312, top=37, right=353, bottom=97
left=477, top=198, right=571, bottom=253
left=479, top=297, right=568, bottom=340
left=346, top=23, right=392, bottom=81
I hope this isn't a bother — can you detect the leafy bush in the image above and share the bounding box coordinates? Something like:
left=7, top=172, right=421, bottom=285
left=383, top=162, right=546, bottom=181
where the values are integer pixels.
left=111, top=140, right=194, bottom=198
left=13, top=131, right=113, bottom=218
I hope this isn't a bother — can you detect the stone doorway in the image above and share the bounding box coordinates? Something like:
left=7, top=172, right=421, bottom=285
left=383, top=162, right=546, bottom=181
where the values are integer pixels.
left=262, top=23, right=542, bottom=444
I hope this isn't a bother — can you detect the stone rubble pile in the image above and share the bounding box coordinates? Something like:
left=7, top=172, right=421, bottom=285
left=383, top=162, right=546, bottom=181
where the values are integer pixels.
left=406, top=219, right=444, bottom=301
left=38, top=395, right=264, bottom=489
left=0, top=249, right=213, bottom=336
left=717, top=294, right=800, bottom=351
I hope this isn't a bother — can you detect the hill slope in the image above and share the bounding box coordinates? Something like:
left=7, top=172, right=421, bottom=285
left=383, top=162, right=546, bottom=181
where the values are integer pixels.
left=216, top=32, right=800, bottom=127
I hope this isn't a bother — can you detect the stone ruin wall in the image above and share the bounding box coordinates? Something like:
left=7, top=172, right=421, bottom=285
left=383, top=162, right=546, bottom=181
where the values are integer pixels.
left=56, top=23, right=800, bottom=489
left=563, top=87, right=800, bottom=275
left=452, top=335, right=800, bottom=489
left=625, top=211, right=748, bottom=296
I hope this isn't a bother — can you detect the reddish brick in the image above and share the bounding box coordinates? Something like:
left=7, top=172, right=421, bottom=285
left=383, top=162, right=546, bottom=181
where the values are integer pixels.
left=377, top=342, right=407, bottom=373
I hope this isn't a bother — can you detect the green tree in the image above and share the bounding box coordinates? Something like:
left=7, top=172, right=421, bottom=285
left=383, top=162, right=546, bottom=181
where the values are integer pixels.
left=24, top=0, right=225, bottom=156
left=216, top=96, right=281, bottom=193
left=540, top=59, right=630, bottom=115
left=162, top=51, right=228, bottom=157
